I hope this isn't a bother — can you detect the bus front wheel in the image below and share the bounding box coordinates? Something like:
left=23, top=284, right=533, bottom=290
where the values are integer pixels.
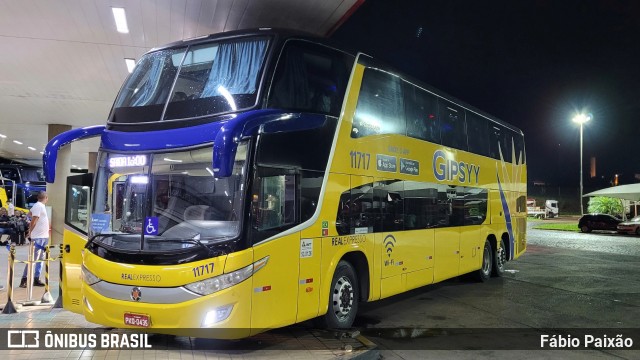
left=322, top=260, right=359, bottom=329
left=475, top=240, right=493, bottom=282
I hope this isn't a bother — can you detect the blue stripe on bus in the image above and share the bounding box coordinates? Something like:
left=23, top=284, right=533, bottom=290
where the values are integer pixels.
left=100, top=109, right=288, bottom=152
left=496, top=174, right=515, bottom=260
left=44, top=109, right=327, bottom=182
left=101, top=109, right=326, bottom=177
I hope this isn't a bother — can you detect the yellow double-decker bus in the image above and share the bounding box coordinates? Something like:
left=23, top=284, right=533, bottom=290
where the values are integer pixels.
left=44, top=28, right=526, bottom=339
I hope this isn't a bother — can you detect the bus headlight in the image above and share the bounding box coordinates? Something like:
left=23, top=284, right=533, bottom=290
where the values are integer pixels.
left=82, top=265, right=101, bottom=285
left=184, top=256, right=269, bottom=296
left=203, top=304, right=234, bottom=326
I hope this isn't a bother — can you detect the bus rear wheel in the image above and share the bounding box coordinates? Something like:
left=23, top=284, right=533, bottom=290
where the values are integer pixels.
left=492, top=238, right=506, bottom=277
left=321, top=260, right=359, bottom=329
left=474, top=239, right=493, bottom=282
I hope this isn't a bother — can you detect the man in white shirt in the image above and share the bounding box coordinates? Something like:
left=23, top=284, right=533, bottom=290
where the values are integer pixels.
left=19, top=191, right=49, bottom=288
left=7, top=200, right=14, bottom=216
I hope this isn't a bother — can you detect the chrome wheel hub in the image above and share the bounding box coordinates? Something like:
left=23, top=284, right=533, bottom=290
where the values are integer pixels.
left=332, top=276, right=354, bottom=320
left=482, top=246, right=491, bottom=275
left=497, top=246, right=506, bottom=270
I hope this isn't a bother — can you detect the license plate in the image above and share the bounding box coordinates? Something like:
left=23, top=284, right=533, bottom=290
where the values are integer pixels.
left=124, top=313, right=150, bottom=327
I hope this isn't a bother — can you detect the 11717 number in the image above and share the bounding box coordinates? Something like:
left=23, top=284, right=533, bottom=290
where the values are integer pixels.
left=349, top=151, right=370, bottom=170
left=192, top=263, right=214, bottom=277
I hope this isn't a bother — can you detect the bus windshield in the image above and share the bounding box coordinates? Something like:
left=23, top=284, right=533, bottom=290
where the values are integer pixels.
left=90, top=144, right=248, bottom=252
left=112, top=36, right=269, bottom=123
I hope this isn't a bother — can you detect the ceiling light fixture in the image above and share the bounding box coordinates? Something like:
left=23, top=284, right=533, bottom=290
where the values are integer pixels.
left=28, top=146, right=36, bottom=151
left=13, top=140, right=22, bottom=145
left=125, top=58, right=136, bottom=73
left=112, top=7, right=129, bottom=33
left=0, top=134, right=6, bottom=138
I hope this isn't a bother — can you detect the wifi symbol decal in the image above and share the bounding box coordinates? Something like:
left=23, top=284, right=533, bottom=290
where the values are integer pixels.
left=384, top=234, right=397, bottom=258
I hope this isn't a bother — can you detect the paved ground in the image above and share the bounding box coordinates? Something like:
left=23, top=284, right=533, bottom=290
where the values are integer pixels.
left=528, top=218, right=640, bottom=256
left=0, top=243, right=61, bottom=307
left=355, top=225, right=640, bottom=359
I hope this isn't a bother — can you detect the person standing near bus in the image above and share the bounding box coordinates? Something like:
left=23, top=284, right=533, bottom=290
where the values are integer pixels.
left=0, top=207, right=15, bottom=244
left=19, top=191, right=49, bottom=288
left=7, top=200, right=14, bottom=216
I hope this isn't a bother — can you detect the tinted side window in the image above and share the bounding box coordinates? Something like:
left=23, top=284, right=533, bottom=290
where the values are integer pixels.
left=489, top=125, right=512, bottom=162
left=268, top=41, right=354, bottom=116
left=464, top=188, right=488, bottom=225
left=336, top=181, right=375, bottom=236
left=352, top=69, right=405, bottom=138
left=404, top=83, right=440, bottom=143
left=466, top=112, right=490, bottom=157
left=300, top=171, right=323, bottom=223
left=256, top=118, right=337, bottom=171
left=402, top=181, right=438, bottom=229
left=435, top=184, right=465, bottom=227
left=513, top=131, right=525, bottom=164
left=254, top=174, right=295, bottom=230
left=516, top=196, right=527, bottom=212
left=0, top=168, right=20, bottom=182
left=337, top=180, right=490, bottom=232
left=374, top=180, right=404, bottom=232
left=439, top=100, right=467, bottom=151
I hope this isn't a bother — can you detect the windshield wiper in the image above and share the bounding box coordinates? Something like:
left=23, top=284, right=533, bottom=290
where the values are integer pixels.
left=145, top=237, right=214, bottom=256
left=85, top=233, right=115, bottom=249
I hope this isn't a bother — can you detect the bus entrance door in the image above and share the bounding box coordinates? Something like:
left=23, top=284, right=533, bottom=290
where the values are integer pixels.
left=62, top=173, right=93, bottom=314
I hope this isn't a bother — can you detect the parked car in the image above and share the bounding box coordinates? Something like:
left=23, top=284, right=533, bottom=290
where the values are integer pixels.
left=577, top=214, right=621, bottom=233
left=617, top=215, right=640, bottom=235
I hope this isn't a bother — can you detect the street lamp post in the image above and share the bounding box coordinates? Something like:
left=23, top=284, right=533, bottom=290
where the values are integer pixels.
left=572, top=113, right=592, bottom=216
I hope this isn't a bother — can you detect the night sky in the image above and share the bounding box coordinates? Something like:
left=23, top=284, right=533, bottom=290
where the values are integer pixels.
left=331, top=0, right=640, bottom=186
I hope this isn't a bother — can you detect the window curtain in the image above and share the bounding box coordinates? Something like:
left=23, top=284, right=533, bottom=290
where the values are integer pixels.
left=131, top=56, right=166, bottom=106
left=201, top=39, right=268, bottom=97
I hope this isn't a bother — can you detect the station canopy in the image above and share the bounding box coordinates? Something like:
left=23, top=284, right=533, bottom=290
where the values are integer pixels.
left=0, top=0, right=363, bottom=168
left=584, top=183, right=640, bottom=201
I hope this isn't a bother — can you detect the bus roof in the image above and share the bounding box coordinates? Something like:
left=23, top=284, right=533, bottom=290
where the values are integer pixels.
left=136, top=28, right=521, bottom=136
left=147, top=28, right=354, bottom=56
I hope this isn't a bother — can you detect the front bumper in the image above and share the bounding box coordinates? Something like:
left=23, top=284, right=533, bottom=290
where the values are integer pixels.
left=82, top=279, right=253, bottom=339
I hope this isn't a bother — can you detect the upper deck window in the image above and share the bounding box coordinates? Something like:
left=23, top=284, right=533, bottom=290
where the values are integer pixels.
left=0, top=168, right=20, bottom=182
left=351, top=68, right=405, bottom=138
left=112, top=37, right=269, bottom=123
left=20, top=168, right=45, bottom=182
left=267, top=40, right=354, bottom=117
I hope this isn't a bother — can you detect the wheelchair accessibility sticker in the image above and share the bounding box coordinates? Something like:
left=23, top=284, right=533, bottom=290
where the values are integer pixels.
left=144, top=217, right=158, bottom=235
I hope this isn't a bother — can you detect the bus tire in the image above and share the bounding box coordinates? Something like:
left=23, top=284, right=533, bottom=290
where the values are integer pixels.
left=321, top=260, right=359, bottom=329
left=474, top=239, right=493, bottom=282
left=492, top=238, right=506, bottom=277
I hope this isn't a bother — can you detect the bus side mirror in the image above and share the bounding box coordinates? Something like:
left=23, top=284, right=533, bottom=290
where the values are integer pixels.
left=44, top=126, right=105, bottom=183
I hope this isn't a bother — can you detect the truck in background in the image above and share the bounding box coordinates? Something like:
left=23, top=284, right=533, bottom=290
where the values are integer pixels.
left=527, top=198, right=559, bottom=219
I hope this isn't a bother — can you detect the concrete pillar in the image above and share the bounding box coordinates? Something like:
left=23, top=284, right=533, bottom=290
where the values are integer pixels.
left=46, top=124, right=72, bottom=245
left=88, top=152, right=98, bottom=174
